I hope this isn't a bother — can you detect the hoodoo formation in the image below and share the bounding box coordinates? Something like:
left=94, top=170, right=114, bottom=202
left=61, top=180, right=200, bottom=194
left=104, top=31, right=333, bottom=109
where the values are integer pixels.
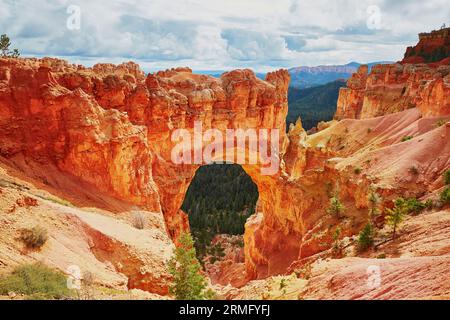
left=0, top=28, right=449, bottom=299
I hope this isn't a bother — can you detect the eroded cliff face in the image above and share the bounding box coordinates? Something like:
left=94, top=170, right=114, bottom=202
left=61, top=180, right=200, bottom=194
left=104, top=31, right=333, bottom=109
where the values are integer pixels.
left=0, top=58, right=161, bottom=211
left=242, top=38, right=449, bottom=279
left=335, top=63, right=450, bottom=120
left=402, top=27, right=450, bottom=64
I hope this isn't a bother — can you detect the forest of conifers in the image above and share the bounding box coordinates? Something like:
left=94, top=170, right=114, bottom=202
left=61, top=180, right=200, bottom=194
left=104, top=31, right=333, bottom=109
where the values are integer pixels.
left=181, top=164, right=258, bottom=258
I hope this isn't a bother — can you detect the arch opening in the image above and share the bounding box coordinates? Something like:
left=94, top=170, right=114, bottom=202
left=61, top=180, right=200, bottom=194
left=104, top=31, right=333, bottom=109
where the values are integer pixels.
left=181, top=163, right=259, bottom=265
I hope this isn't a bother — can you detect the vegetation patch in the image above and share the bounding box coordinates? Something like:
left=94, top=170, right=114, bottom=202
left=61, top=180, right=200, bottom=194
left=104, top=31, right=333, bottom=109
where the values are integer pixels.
left=327, top=193, right=346, bottom=219
left=168, top=233, right=215, bottom=300
left=441, top=187, right=450, bottom=205
left=368, top=187, right=382, bottom=224
left=207, top=243, right=225, bottom=264
left=404, top=198, right=428, bottom=215
left=409, top=165, right=419, bottom=175
left=386, top=199, right=407, bottom=240
left=286, top=80, right=346, bottom=130
left=436, top=119, right=447, bottom=127
left=444, top=170, right=450, bottom=185
left=0, top=263, right=74, bottom=300
left=20, top=226, right=48, bottom=249
left=331, top=227, right=344, bottom=258
left=357, top=223, right=375, bottom=252
left=0, top=34, right=20, bottom=58
left=132, top=212, right=145, bottom=230
left=401, top=135, right=413, bottom=142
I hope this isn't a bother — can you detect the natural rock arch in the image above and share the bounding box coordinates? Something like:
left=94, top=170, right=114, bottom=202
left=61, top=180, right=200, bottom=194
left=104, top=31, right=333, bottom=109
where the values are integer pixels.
left=0, top=58, right=310, bottom=281
left=140, top=69, right=304, bottom=279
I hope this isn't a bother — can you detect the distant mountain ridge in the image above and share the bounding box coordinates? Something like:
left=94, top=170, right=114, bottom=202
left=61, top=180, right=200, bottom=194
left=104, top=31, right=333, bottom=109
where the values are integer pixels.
left=288, top=61, right=392, bottom=88
left=169, top=62, right=392, bottom=89
left=289, top=62, right=360, bottom=74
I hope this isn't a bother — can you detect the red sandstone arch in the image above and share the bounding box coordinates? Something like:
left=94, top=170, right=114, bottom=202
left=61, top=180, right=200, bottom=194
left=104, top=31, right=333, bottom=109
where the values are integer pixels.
left=0, top=58, right=308, bottom=281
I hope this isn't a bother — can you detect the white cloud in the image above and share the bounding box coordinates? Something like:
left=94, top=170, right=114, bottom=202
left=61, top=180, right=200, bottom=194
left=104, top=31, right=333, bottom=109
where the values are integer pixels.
left=1, top=0, right=448, bottom=72
left=221, top=29, right=290, bottom=61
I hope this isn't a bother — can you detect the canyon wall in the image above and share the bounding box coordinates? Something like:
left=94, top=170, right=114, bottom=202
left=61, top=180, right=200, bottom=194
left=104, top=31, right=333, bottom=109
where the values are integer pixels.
left=245, top=30, right=449, bottom=278
left=335, top=63, right=450, bottom=120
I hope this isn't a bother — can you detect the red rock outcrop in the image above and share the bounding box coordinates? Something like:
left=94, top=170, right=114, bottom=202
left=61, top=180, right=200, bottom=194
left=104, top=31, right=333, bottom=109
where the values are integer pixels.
left=0, top=161, right=173, bottom=296
left=335, top=65, right=368, bottom=119
left=204, top=235, right=247, bottom=288
left=336, top=29, right=450, bottom=120
left=335, top=63, right=450, bottom=119
left=0, top=58, right=161, bottom=212
left=402, top=27, right=450, bottom=64
left=296, top=207, right=450, bottom=300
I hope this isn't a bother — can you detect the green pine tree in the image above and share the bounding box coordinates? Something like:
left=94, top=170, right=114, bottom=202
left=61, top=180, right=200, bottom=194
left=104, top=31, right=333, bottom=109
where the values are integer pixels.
left=0, top=34, right=20, bottom=58
left=168, top=233, right=215, bottom=300
left=331, top=227, right=344, bottom=257
left=385, top=198, right=407, bottom=240
left=368, top=187, right=382, bottom=224
left=440, top=187, right=450, bottom=205
left=444, top=169, right=450, bottom=185
left=357, top=223, right=375, bottom=252
left=327, top=193, right=346, bottom=219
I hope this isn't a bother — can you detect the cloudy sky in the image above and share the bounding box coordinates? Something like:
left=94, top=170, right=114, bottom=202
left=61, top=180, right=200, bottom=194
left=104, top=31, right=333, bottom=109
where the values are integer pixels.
left=0, top=0, right=448, bottom=72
